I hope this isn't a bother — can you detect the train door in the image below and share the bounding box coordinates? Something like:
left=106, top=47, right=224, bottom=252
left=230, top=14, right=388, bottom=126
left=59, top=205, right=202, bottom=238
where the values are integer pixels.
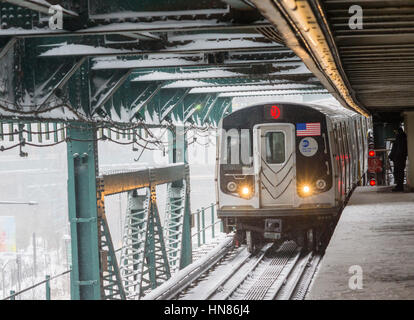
left=349, top=121, right=357, bottom=186
left=334, top=124, right=345, bottom=201
left=354, top=118, right=362, bottom=182
left=338, top=123, right=347, bottom=195
left=254, top=123, right=296, bottom=207
left=361, top=117, right=368, bottom=173
left=341, top=123, right=350, bottom=193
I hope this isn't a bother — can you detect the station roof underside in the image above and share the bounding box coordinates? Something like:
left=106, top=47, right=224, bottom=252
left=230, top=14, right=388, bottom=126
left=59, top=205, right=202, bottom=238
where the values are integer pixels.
left=0, top=0, right=330, bottom=126
left=253, top=0, right=414, bottom=120
left=1, top=0, right=411, bottom=125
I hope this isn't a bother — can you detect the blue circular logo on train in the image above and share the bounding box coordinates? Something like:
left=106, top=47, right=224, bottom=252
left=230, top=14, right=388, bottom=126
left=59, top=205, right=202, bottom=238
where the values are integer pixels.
left=299, top=137, right=318, bottom=157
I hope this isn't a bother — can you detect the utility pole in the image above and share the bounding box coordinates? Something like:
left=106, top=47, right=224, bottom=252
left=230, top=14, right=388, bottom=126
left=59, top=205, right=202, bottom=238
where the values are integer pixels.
left=2, top=269, right=5, bottom=299
left=33, top=233, right=37, bottom=279
left=16, top=254, right=21, bottom=299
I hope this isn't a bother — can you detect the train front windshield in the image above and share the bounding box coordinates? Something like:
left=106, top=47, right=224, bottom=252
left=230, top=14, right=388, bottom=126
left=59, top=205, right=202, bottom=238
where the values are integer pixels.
left=221, top=129, right=253, bottom=171
left=265, top=132, right=285, bottom=164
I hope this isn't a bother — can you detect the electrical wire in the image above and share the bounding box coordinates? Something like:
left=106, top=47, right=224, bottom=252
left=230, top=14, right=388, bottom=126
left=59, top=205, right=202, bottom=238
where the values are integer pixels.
left=0, top=99, right=216, bottom=154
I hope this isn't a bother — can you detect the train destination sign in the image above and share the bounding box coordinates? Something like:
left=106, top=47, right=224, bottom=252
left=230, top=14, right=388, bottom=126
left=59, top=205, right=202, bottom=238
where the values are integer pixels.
left=264, top=105, right=283, bottom=120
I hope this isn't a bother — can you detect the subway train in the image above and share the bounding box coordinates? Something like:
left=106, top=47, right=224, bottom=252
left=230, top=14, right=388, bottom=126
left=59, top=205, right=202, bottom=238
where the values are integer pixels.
left=215, top=102, right=373, bottom=252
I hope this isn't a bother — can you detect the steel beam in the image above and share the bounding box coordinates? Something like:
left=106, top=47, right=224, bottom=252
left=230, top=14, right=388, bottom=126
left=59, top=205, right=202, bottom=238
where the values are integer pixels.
left=90, top=69, right=133, bottom=115
left=91, top=53, right=299, bottom=70
left=160, top=88, right=191, bottom=122
left=99, top=164, right=188, bottom=196
left=39, top=38, right=282, bottom=58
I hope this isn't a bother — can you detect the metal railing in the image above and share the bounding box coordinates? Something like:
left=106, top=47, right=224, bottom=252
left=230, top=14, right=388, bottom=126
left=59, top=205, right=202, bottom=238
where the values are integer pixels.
left=3, top=269, right=71, bottom=300
left=191, top=203, right=224, bottom=248
left=4, top=204, right=222, bottom=300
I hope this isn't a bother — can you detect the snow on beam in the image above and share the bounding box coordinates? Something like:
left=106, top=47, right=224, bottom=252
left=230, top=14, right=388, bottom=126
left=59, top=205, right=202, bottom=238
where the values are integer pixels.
left=89, top=8, right=231, bottom=20
left=92, top=55, right=304, bottom=71
left=131, top=70, right=253, bottom=82
left=218, top=89, right=329, bottom=97
left=0, top=21, right=272, bottom=37
left=39, top=38, right=282, bottom=58
left=162, top=79, right=273, bottom=89
left=130, top=67, right=315, bottom=82
left=188, top=83, right=323, bottom=94
left=93, top=57, right=206, bottom=71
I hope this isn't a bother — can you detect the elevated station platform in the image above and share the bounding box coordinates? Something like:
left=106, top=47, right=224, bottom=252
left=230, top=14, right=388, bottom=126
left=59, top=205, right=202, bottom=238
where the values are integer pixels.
left=307, top=186, right=414, bottom=300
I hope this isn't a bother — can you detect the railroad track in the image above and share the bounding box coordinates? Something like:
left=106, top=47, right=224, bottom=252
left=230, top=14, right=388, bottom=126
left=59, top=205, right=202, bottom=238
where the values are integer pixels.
left=144, top=236, right=321, bottom=300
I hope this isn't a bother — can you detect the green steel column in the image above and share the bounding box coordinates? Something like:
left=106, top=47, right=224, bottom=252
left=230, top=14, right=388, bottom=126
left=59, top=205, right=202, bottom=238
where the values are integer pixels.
left=66, top=122, right=101, bottom=300
left=45, top=275, right=51, bottom=300
left=168, top=126, right=192, bottom=268
left=196, top=210, right=201, bottom=247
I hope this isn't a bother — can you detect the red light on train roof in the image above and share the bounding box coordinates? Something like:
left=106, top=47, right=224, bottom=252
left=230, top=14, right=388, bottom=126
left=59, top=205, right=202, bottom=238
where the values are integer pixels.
left=270, top=105, right=281, bottom=119
left=369, top=179, right=376, bottom=186
left=369, top=150, right=375, bottom=157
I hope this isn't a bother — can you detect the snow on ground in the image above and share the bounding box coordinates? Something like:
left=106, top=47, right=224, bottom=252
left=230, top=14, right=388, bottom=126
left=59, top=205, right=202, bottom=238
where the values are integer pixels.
left=307, top=186, right=414, bottom=300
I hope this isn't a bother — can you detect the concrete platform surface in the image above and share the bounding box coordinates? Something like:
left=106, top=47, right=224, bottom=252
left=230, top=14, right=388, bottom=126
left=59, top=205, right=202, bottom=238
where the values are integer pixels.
left=307, top=186, right=414, bottom=300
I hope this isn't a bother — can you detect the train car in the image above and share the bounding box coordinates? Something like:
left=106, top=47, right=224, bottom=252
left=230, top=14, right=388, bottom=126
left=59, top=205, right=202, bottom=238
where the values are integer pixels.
left=216, top=102, right=372, bottom=252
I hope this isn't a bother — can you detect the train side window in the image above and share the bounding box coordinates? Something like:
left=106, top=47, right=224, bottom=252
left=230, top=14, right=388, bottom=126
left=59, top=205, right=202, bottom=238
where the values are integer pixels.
left=359, top=118, right=365, bottom=153
left=331, top=126, right=337, bottom=155
left=342, top=124, right=350, bottom=157
left=265, top=131, right=285, bottom=164
left=336, top=125, right=343, bottom=155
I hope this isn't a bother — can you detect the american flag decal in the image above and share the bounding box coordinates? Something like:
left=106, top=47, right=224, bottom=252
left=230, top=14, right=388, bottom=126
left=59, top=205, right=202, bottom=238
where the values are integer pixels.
left=296, top=123, right=321, bottom=136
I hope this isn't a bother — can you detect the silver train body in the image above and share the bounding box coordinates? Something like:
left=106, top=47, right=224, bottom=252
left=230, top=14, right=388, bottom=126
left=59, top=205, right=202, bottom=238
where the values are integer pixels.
left=216, top=102, right=372, bottom=249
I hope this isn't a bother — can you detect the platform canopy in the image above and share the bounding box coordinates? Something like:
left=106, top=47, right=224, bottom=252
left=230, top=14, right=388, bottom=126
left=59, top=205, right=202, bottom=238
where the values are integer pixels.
left=0, top=0, right=332, bottom=126
left=252, top=0, right=414, bottom=121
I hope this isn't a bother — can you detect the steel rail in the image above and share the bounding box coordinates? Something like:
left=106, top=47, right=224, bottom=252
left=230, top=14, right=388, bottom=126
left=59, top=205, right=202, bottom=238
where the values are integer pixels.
left=142, top=236, right=233, bottom=300
left=272, top=251, right=313, bottom=300
left=215, top=243, right=274, bottom=300
left=290, top=254, right=321, bottom=300
left=236, top=241, right=298, bottom=300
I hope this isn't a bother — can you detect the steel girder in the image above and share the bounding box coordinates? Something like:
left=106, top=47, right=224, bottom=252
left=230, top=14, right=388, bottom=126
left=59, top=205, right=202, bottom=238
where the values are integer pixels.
left=91, top=52, right=298, bottom=71
left=120, top=188, right=171, bottom=299
left=163, top=181, right=188, bottom=273
left=98, top=210, right=126, bottom=300
left=99, top=164, right=188, bottom=196
left=0, top=38, right=86, bottom=112
left=0, top=15, right=320, bottom=126
left=164, top=126, right=192, bottom=272
left=37, top=36, right=282, bottom=58
left=0, top=0, right=269, bottom=37
left=0, top=35, right=313, bottom=125
left=0, top=0, right=330, bottom=126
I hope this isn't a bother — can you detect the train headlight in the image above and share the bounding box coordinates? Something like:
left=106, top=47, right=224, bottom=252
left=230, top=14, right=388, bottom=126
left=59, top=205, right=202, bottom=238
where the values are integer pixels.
left=316, top=179, right=327, bottom=190
left=239, top=186, right=252, bottom=198
left=298, top=184, right=313, bottom=197
left=227, top=181, right=237, bottom=193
